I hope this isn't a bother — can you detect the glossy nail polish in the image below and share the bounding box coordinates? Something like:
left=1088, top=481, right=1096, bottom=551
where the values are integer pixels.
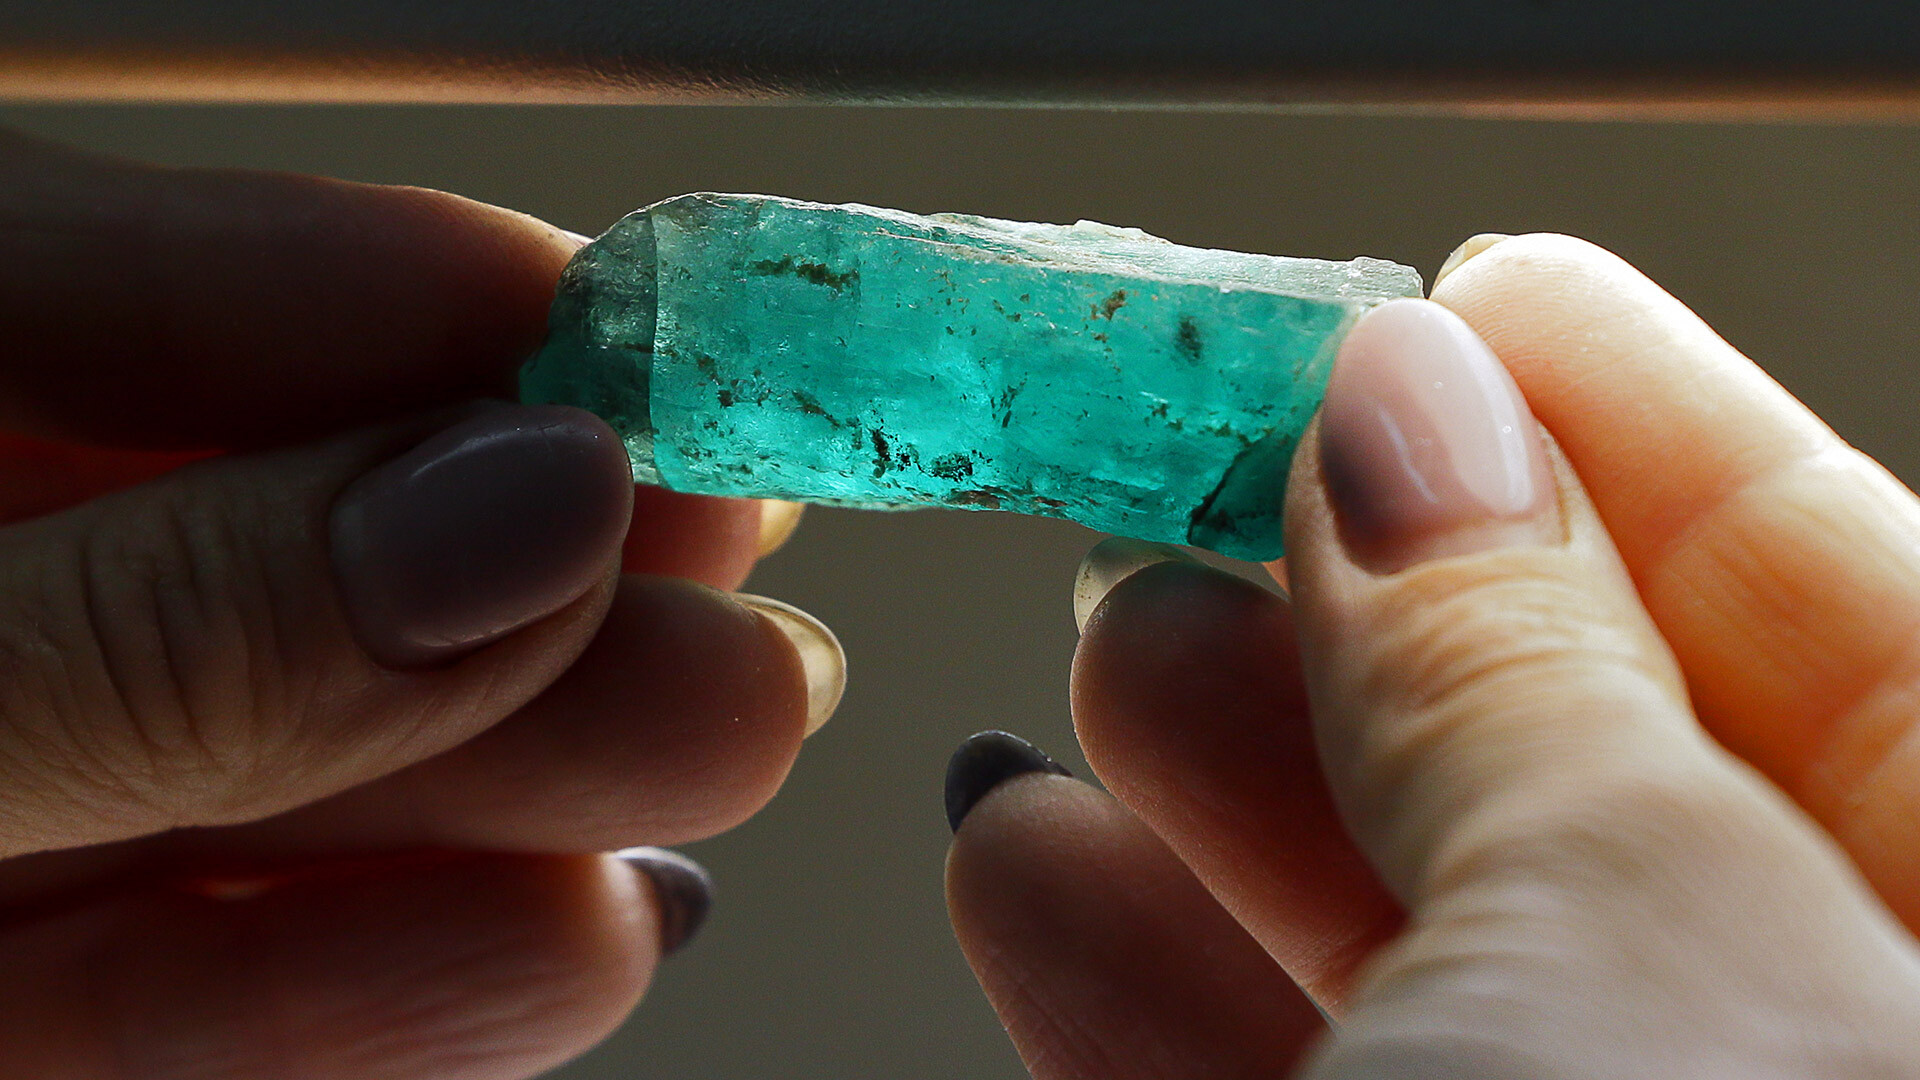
left=944, top=731, right=1072, bottom=833
left=617, top=847, right=714, bottom=956
left=329, top=404, right=634, bottom=667
left=734, top=594, right=846, bottom=736
left=1319, top=298, right=1557, bottom=572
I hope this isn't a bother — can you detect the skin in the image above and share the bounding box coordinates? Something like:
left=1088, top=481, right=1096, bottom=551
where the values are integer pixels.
left=949, top=236, right=1920, bottom=1076
left=6, top=117, right=1912, bottom=1077
left=0, top=130, right=813, bottom=1078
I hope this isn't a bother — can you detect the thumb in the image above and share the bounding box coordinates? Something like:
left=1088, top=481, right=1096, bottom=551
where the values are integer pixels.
left=1285, top=299, right=1920, bottom=1076
left=0, top=404, right=633, bottom=857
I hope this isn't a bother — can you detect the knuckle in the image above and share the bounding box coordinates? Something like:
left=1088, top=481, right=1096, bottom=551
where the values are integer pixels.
left=92, top=482, right=302, bottom=815
left=1321, top=556, right=1719, bottom=893
left=0, top=584, right=146, bottom=837
left=0, top=480, right=304, bottom=830
left=1427, top=766, right=1780, bottom=927
left=1357, top=561, right=1663, bottom=724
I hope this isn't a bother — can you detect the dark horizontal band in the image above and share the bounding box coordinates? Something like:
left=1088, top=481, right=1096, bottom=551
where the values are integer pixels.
left=2, top=0, right=1918, bottom=112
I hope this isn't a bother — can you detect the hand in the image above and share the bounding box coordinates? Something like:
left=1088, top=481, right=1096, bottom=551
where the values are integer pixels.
left=0, top=130, right=841, bottom=1079
left=945, top=235, right=1920, bottom=1076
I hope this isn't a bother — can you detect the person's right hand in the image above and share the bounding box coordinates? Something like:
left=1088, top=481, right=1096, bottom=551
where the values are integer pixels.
left=0, top=130, right=841, bottom=1080
left=946, top=235, right=1920, bottom=1076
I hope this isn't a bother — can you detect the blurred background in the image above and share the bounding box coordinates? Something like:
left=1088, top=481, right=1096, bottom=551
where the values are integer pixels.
left=2, top=104, right=1915, bottom=1078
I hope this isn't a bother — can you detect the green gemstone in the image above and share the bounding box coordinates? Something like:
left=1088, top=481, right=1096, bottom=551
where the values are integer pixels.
left=521, top=194, right=1420, bottom=560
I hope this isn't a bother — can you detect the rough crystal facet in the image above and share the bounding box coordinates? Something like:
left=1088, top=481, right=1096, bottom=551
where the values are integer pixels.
left=521, top=193, right=1421, bottom=560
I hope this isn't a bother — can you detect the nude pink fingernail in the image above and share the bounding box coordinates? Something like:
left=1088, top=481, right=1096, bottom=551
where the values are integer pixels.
left=1318, top=298, right=1558, bottom=573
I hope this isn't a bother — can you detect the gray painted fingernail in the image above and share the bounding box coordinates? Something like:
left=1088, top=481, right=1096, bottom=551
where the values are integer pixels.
left=944, top=731, right=1072, bottom=833
left=329, top=404, right=633, bottom=668
left=617, top=847, right=714, bottom=956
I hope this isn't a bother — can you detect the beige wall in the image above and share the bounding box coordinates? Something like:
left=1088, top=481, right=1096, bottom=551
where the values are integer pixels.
left=7, top=104, right=1915, bottom=1079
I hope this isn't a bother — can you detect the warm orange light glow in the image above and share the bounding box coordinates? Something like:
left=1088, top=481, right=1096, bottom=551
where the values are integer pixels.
left=0, top=51, right=1916, bottom=121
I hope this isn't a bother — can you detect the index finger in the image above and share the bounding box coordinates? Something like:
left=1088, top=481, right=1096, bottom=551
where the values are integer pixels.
left=0, top=129, right=577, bottom=449
left=1433, top=235, right=1920, bottom=925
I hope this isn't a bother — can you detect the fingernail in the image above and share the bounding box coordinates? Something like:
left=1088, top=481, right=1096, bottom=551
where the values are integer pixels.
left=944, top=731, right=1072, bottom=833
left=734, top=595, right=846, bottom=736
left=756, top=500, right=807, bottom=557
left=330, top=404, right=634, bottom=667
left=1072, top=537, right=1200, bottom=633
left=616, top=847, right=713, bottom=956
left=1431, top=233, right=1511, bottom=291
left=1265, top=557, right=1290, bottom=594
left=1319, top=298, right=1557, bottom=573
left=560, top=229, right=595, bottom=248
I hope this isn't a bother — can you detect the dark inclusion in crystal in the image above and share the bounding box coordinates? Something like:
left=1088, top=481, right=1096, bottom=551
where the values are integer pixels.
left=521, top=193, right=1421, bottom=560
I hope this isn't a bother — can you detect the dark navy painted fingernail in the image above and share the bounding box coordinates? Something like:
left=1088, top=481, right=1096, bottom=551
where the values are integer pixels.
left=617, top=847, right=713, bottom=956
left=944, top=731, right=1073, bottom=833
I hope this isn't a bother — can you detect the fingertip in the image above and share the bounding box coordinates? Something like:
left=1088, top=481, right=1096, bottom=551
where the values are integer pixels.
left=735, top=593, right=846, bottom=737
left=366, top=182, right=582, bottom=285
left=1430, top=232, right=1512, bottom=292
left=1072, top=537, right=1202, bottom=634
left=756, top=499, right=807, bottom=558
left=194, top=173, right=586, bottom=404
left=944, top=770, right=1328, bottom=1079
left=0, top=146, right=593, bottom=449
left=587, top=577, right=814, bottom=824
left=945, top=731, right=1074, bottom=834
left=328, top=404, right=634, bottom=669
left=615, top=847, right=714, bottom=957
left=1427, top=233, right=1680, bottom=349
left=1074, top=559, right=1298, bottom=751
left=1314, top=298, right=1559, bottom=574
left=455, top=198, right=591, bottom=266
left=1072, top=555, right=1302, bottom=801
left=1068, top=548, right=1401, bottom=1009
left=622, top=487, right=764, bottom=590
left=424, top=575, right=813, bottom=847
left=177, top=570, right=819, bottom=856
left=944, top=767, right=1106, bottom=914
left=508, top=853, right=661, bottom=1032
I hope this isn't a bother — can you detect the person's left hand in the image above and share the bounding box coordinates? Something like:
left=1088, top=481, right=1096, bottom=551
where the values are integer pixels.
left=0, top=130, right=835, bottom=1079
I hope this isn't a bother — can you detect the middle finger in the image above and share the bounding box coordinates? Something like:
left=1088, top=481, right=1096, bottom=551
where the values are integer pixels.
left=1071, top=541, right=1401, bottom=1014
left=1434, top=236, right=1920, bottom=926
left=0, top=573, right=836, bottom=907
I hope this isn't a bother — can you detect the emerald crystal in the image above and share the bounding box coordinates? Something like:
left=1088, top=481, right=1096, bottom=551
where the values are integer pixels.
left=521, top=194, right=1421, bottom=560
